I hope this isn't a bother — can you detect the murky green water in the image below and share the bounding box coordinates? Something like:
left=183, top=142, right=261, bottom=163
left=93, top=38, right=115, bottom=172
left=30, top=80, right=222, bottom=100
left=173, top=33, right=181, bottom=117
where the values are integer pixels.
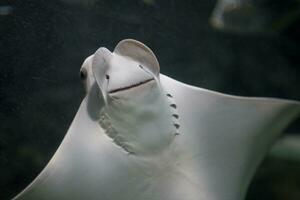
left=1, top=0, right=299, bottom=199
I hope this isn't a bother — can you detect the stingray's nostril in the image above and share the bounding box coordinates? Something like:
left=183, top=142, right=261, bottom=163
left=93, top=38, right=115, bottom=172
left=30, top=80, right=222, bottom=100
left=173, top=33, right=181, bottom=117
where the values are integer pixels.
left=106, top=74, right=110, bottom=79
left=166, top=93, right=173, bottom=97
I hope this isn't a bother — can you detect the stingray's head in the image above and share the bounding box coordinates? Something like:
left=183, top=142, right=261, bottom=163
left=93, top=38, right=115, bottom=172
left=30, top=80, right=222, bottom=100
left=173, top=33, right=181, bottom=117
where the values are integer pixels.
left=90, top=39, right=160, bottom=103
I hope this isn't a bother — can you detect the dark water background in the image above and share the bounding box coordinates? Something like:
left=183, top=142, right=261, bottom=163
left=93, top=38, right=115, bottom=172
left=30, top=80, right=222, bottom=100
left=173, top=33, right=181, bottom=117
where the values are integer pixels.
left=0, top=0, right=300, bottom=199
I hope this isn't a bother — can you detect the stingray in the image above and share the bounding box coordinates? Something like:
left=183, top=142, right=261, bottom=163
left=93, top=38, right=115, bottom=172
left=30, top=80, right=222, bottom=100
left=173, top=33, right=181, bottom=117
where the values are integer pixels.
left=13, top=39, right=300, bottom=200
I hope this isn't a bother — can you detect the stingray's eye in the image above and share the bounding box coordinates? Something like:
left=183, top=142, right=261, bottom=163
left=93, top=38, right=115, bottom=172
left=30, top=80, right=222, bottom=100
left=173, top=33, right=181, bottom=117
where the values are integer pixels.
left=80, top=68, right=87, bottom=81
left=106, top=74, right=110, bottom=80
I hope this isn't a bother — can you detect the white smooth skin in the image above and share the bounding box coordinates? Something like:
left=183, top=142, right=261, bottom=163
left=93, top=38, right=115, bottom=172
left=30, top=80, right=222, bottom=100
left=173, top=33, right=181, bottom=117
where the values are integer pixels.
left=92, top=44, right=176, bottom=155
left=13, top=39, right=300, bottom=200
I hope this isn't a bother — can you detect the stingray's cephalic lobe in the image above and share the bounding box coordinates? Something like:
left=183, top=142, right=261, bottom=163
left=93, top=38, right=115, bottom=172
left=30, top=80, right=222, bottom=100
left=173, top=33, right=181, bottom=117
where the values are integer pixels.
left=13, top=39, right=300, bottom=200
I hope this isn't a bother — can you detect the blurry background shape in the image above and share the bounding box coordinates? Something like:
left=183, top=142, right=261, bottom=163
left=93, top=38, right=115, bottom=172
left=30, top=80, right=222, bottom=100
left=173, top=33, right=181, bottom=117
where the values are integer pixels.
left=59, top=0, right=98, bottom=7
left=142, top=0, right=156, bottom=6
left=270, top=135, right=300, bottom=163
left=210, top=0, right=300, bottom=33
left=0, top=5, right=13, bottom=15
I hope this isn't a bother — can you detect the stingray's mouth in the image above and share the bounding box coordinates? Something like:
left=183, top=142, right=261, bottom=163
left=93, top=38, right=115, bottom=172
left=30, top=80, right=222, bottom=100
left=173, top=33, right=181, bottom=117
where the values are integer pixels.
left=108, top=78, right=155, bottom=94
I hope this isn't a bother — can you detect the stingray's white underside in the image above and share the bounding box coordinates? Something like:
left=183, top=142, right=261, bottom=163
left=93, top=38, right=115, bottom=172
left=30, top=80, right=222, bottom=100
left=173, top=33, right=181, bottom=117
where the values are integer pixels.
left=13, top=74, right=300, bottom=200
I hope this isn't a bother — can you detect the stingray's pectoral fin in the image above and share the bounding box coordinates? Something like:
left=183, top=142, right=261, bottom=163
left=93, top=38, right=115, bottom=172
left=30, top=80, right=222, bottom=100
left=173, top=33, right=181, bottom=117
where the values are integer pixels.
left=12, top=96, right=146, bottom=200
left=160, top=74, right=300, bottom=200
left=12, top=98, right=99, bottom=200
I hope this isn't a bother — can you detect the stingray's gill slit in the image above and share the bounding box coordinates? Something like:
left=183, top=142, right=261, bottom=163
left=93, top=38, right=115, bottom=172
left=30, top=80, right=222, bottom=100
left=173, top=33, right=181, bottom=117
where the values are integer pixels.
left=166, top=92, right=181, bottom=136
left=174, top=124, right=180, bottom=129
left=166, top=93, right=173, bottom=98
left=99, top=109, right=135, bottom=154
left=172, top=114, right=179, bottom=119
left=170, top=104, right=177, bottom=109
